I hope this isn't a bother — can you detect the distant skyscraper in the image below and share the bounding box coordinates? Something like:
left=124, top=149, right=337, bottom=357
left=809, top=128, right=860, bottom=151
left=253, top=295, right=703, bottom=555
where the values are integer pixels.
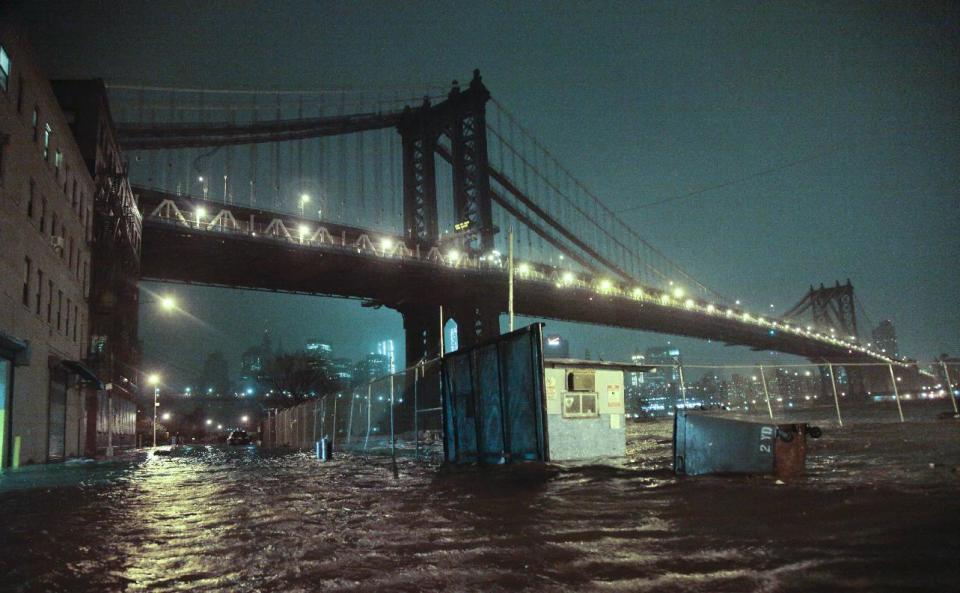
left=376, top=339, right=396, bottom=373
left=628, top=351, right=646, bottom=388
left=305, top=338, right=332, bottom=358
left=872, top=320, right=899, bottom=358
left=543, top=334, right=570, bottom=358
left=644, top=346, right=681, bottom=386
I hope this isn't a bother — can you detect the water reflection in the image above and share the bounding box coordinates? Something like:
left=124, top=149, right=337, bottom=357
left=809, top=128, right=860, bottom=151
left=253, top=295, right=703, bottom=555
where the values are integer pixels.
left=1, top=421, right=958, bottom=592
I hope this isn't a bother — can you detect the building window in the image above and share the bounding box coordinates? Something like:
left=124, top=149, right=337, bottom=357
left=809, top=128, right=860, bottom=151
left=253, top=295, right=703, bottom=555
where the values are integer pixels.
left=51, top=213, right=57, bottom=239
left=72, top=180, right=78, bottom=210
left=66, top=298, right=71, bottom=336
left=54, top=149, right=62, bottom=172
left=22, top=257, right=31, bottom=307
left=73, top=304, right=78, bottom=341
left=27, top=179, right=35, bottom=218
left=16, top=75, right=23, bottom=113
left=57, top=290, right=63, bottom=330
left=43, top=124, right=52, bottom=160
left=68, top=237, right=74, bottom=268
left=36, top=269, right=43, bottom=315
left=82, top=261, right=88, bottom=297
left=0, top=45, right=9, bottom=91
left=39, top=198, right=46, bottom=233
left=47, top=280, right=53, bottom=323
left=32, top=107, right=38, bottom=141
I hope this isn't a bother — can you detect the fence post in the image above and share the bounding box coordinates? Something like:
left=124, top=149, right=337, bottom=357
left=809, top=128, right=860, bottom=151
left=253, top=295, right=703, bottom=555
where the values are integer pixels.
left=758, top=365, right=773, bottom=419
left=347, top=391, right=356, bottom=447
left=331, top=396, right=338, bottom=451
left=827, top=363, right=843, bottom=427
left=942, top=361, right=959, bottom=415
left=414, top=361, right=421, bottom=460
left=887, top=364, right=905, bottom=423
left=390, top=373, right=398, bottom=478
left=677, top=365, right=687, bottom=409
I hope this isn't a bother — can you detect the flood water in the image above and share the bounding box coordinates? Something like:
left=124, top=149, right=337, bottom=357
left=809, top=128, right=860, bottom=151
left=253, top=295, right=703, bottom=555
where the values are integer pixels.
left=1, top=419, right=958, bottom=593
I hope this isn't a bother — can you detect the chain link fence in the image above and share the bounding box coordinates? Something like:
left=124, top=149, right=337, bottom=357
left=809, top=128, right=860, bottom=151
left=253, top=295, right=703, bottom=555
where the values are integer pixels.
left=262, top=358, right=443, bottom=459
left=262, top=359, right=959, bottom=458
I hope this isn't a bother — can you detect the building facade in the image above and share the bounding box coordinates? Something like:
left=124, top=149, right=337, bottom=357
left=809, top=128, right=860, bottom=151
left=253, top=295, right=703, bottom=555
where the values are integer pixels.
left=0, top=24, right=96, bottom=465
left=51, top=78, right=142, bottom=454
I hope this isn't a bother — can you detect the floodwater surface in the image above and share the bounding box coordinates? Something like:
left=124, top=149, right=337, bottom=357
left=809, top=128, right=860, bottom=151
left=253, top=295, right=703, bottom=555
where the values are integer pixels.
left=1, top=419, right=958, bottom=592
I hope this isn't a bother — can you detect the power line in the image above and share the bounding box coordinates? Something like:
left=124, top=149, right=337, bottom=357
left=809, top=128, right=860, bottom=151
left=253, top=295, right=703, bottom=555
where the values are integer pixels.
left=617, top=142, right=846, bottom=213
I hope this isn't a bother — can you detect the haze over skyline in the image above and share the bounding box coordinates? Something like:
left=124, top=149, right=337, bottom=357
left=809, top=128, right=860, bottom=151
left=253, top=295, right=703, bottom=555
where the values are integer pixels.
left=16, top=0, right=959, bottom=378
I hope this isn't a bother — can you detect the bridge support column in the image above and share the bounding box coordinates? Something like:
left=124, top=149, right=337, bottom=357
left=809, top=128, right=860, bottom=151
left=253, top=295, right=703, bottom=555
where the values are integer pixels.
left=399, top=101, right=440, bottom=247
left=450, top=305, right=501, bottom=350
left=449, top=71, right=495, bottom=253
left=399, top=304, right=443, bottom=369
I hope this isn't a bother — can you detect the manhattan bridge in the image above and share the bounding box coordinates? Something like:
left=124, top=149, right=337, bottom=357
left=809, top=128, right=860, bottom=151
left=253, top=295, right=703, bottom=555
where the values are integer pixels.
left=107, top=70, right=906, bottom=390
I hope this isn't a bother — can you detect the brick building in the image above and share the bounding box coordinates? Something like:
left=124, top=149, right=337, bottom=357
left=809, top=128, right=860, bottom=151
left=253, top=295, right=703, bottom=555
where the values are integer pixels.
left=0, top=20, right=140, bottom=466
left=0, top=22, right=97, bottom=465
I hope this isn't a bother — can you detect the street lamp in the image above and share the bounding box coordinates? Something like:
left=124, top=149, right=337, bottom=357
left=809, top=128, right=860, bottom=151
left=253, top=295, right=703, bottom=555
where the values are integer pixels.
left=147, top=373, right=160, bottom=447
left=159, top=295, right=176, bottom=312
left=161, top=412, right=171, bottom=421
left=205, top=419, right=213, bottom=426
left=299, top=193, right=310, bottom=217
left=241, top=415, right=249, bottom=424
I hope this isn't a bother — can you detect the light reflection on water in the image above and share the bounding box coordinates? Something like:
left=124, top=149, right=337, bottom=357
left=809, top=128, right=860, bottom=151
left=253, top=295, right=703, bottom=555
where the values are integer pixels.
left=1, top=421, right=958, bottom=593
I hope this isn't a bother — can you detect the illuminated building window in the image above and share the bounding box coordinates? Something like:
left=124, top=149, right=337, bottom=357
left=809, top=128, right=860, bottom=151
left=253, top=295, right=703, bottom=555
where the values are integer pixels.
left=0, top=45, right=9, bottom=91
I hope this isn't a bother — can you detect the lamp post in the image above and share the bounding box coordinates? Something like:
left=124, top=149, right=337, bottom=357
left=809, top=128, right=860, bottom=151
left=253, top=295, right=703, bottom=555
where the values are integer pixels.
left=148, top=373, right=160, bottom=447
left=299, top=193, right=310, bottom=217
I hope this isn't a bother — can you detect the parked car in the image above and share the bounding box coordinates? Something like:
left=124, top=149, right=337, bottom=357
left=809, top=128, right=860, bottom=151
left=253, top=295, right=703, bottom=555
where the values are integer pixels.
left=226, top=430, right=252, bottom=446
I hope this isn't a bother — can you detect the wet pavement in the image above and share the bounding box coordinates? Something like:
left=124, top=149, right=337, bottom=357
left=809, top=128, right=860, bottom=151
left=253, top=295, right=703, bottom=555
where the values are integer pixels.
left=1, top=419, right=958, bottom=593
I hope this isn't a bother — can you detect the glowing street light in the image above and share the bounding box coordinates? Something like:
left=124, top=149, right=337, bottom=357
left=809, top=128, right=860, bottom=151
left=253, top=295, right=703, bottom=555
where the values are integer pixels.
left=161, top=412, right=171, bottom=421
left=517, top=262, right=531, bottom=275
left=299, top=193, right=311, bottom=217
left=159, top=295, right=176, bottom=312
left=298, top=224, right=310, bottom=243
left=241, top=415, right=249, bottom=424
left=196, top=207, right=207, bottom=229
left=672, top=286, right=685, bottom=299
left=598, top=278, right=613, bottom=292
left=147, top=373, right=161, bottom=448
left=217, top=424, right=223, bottom=430
left=447, top=249, right=461, bottom=264
left=562, top=271, right=575, bottom=285
left=206, top=419, right=213, bottom=426
left=380, top=237, right=394, bottom=253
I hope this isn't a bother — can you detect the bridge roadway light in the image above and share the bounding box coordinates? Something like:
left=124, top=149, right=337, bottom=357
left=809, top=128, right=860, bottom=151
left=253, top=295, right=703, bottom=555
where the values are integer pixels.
left=298, top=224, right=310, bottom=243
left=380, top=237, right=394, bottom=253
left=196, top=207, right=207, bottom=229
left=517, top=262, right=530, bottom=275
left=598, top=279, right=613, bottom=292
left=562, top=271, right=575, bottom=285
left=447, top=249, right=461, bottom=264
left=299, top=193, right=310, bottom=217
left=672, top=286, right=684, bottom=299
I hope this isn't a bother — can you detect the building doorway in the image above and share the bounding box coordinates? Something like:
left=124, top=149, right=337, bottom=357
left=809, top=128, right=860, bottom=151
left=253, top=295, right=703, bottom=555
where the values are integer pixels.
left=48, top=367, right=68, bottom=461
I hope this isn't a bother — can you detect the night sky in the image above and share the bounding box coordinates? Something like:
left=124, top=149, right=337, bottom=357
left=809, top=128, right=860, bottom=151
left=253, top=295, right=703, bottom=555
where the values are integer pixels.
left=17, top=1, right=959, bottom=383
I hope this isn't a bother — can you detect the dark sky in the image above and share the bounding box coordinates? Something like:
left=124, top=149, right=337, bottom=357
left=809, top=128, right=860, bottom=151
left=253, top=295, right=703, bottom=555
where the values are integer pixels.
left=16, top=1, right=959, bottom=381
